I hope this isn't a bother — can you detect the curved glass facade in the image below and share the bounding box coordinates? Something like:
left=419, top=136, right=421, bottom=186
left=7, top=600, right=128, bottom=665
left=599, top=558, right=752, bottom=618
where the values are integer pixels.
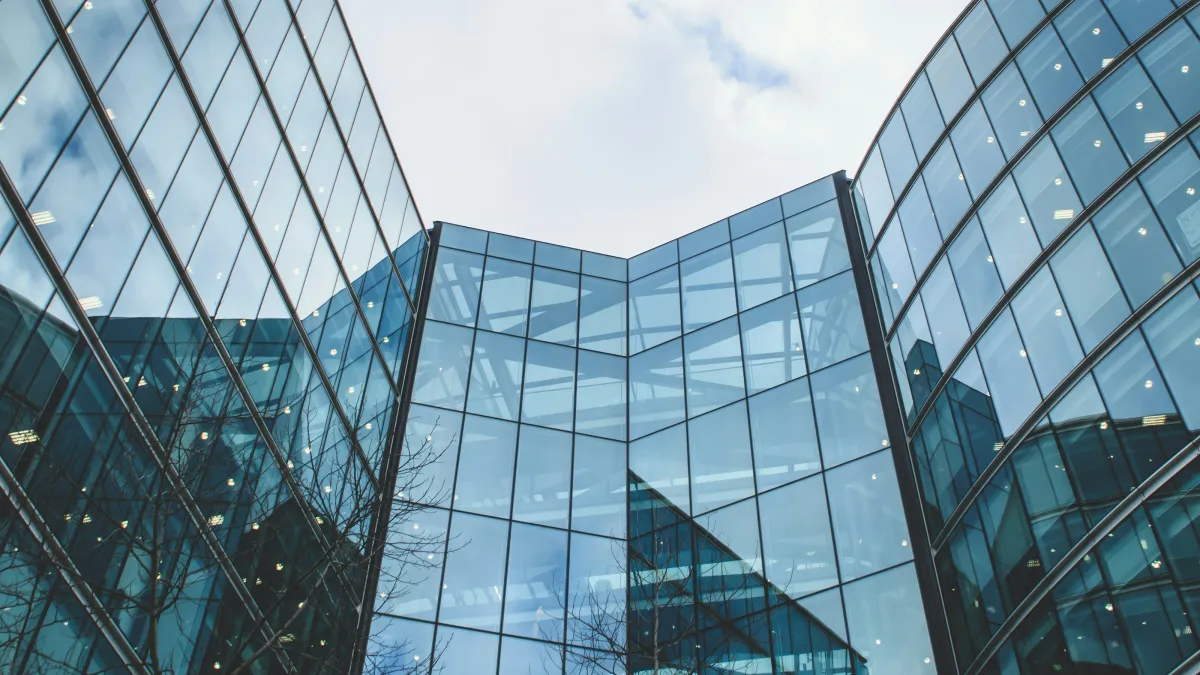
left=850, top=0, right=1200, bottom=673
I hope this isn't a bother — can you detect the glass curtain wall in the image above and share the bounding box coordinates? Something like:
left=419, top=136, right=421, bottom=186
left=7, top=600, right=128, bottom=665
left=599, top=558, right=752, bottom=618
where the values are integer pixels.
left=851, top=0, right=1200, bottom=673
left=0, top=0, right=427, bottom=672
left=384, top=173, right=937, bottom=675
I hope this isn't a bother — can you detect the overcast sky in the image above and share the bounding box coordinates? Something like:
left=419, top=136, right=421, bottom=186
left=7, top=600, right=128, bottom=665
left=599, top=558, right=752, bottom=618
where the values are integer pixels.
left=343, top=0, right=969, bottom=258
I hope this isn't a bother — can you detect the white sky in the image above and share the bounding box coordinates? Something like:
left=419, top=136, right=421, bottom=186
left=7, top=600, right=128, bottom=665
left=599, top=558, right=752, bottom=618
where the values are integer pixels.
left=343, top=0, right=970, bottom=258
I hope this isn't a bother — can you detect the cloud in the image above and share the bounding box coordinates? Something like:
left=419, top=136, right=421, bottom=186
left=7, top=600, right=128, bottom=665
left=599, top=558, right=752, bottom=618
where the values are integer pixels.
left=342, top=0, right=969, bottom=257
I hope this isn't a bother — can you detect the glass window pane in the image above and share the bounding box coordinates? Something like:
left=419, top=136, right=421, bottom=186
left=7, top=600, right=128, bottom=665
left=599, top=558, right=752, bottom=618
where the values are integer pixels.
left=976, top=309, right=1041, bottom=434
left=1142, top=287, right=1200, bottom=431
left=749, top=377, right=821, bottom=490
left=684, top=316, right=745, bottom=418
left=576, top=349, right=627, bottom=441
left=1103, top=0, right=1174, bottom=40
left=536, top=241, right=581, bottom=273
left=680, top=244, right=737, bottom=332
left=922, top=258, right=972, bottom=370
left=827, top=452, right=913, bottom=582
left=522, top=341, right=576, bottom=431
left=572, top=436, right=626, bottom=538
left=440, top=223, right=487, bottom=253
left=843, top=564, right=936, bottom=675
left=876, top=221, right=916, bottom=324
left=399, top=405, right=462, bottom=509
left=948, top=217, right=1004, bottom=330
left=1017, top=26, right=1085, bottom=117
left=501, top=635, right=563, bottom=673
left=956, top=3, right=1008, bottom=84
left=1012, top=136, right=1085, bottom=243
left=435, top=627, right=499, bottom=675
left=798, top=272, right=869, bottom=372
left=811, top=353, right=889, bottom=468
left=1056, top=0, right=1129, bottom=80
left=924, top=140, right=974, bottom=238
left=927, top=39, right=976, bottom=121
left=857, top=149, right=894, bottom=238
left=952, top=100, right=1007, bottom=196
left=1139, top=139, right=1200, bottom=265
left=740, top=293, right=805, bottom=394
left=1011, top=267, right=1085, bottom=392
left=733, top=222, right=793, bottom=311
left=1140, top=22, right=1200, bottom=123
left=478, top=257, right=531, bottom=336
left=1050, top=226, right=1130, bottom=351
left=428, top=248, right=483, bottom=327
left=897, top=179, right=943, bottom=276
left=879, top=111, right=919, bottom=191
left=901, top=74, right=946, bottom=159
left=629, top=264, right=681, bottom=354
left=455, top=415, right=518, bottom=517
left=630, top=423, right=690, bottom=513
left=1092, top=184, right=1183, bottom=307
left=987, top=0, right=1045, bottom=46
left=781, top=177, right=837, bottom=217
left=582, top=250, right=626, bottom=281
left=412, top=321, right=474, bottom=411
left=503, top=523, right=567, bottom=641
left=629, top=338, right=686, bottom=440
left=1094, top=60, right=1177, bottom=164
left=487, top=231, right=534, bottom=263
left=466, top=330, right=525, bottom=421
left=729, top=197, right=784, bottom=239
left=440, top=512, right=509, bottom=630
left=978, top=179, right=1041, bottom=288
left=579, top=275, right=627, bottom=356
left=529, top=266, right=579, bottom=346
left=786, top=200, right=850, bottom=291
left=688, top=401, right=754, bottom=513
left=513, top=425, right=572, bottom=528
left=567, top=534, right=625, bottom=650
left=982, top=64, right=1044, bottom=160
left=1093, top=332, right=1175, bottom=419
left=629, top=240, right=677, bottom=281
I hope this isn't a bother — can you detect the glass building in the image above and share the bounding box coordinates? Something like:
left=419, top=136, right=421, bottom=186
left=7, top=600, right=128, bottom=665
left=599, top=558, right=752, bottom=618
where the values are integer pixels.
left=3, top=0, right=1200, bottom=673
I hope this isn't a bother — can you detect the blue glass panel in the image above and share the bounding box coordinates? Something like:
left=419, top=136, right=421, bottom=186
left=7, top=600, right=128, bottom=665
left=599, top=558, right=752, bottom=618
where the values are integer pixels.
left=786, top=200, right=850, bottom=291
left=680, top=244, right=737, bottom=333
left=1092, top=184, right=1183, bottom=306
left=530, top=266, right=579, bottom=346
left=927, top=39, right=976, bottom=121
left=487, top=231, right=534, bottom=263
left=435, top=626, right=498, bottom=674
left=575, top=349, right=627, bottom=441
left=400, top=405, right=462, bottom=509
left=843, top=564, right=936, bottom=675
left=1142, top=287, right=1200, bottom=431
left=798, top=272, right=869, bottom=372
left=1017, top=26, right=1085, bottom=117
left=478, top=257, right=531, bottom=336
left=0, top=0, right=55, bottom=114
left=1012, top=136, right=1085, bottom=243
left=427, top=248, right=483, bottom=326
left=1140, top=22, right=1200, bottom=124
left=629, top=338, right=685, bottom=439
left=1139, top=141, right=1200, bottom=264
left=903, top=76, right=948, bottom=164
left=566, top=534, right=625, bottom=649
left=875, top=220, right=916, bottom=319
left=922, top=258, right=972, bottom=370
left=1093, top=332, right=1175, bottom=419
left=1050, top=227, right=1130, bottom=351
left=513, top=425, right=572, bottom=528
left=440, top=512, right=510, bottom=630
left=952, top=101, right=1007, bottom=195
left=503, top=523, right=568, bottom=639
left=368, top=616, right=435, bottom=667
left=455, top=415, right=517, bottom=517
left=733, top=222, right=793, bottom=311
left=1011, top=267, right=1085, bottom=392
left=987, top=0, right=1045, bottom=46
left=729, top=197, right=784, bottom=239
left=1103, top=0, right=1174, bottom=40
left=579, top=275, right=626, bottom=356
left=629, top=240, right=677, bottom=280
left=827, top=452, right=913, bottom=582
left=740, top=293, right=805, bottom=394
left=1095, top=60, right=1177, bottom=164
left=879, top=111, right=919, bottom=191
left=781, top=176, right=836, bottom=217
left=897, top=179, right=943, bottom=276
left=955, top=3, right=1008, bottom=84
left=1054, top=0, right=1128, bottom=80
left=683, top=316, right=744, bottom=418
left=500, top=637, right=562, bottom=674
left=749, top=377, right=821, bottom=490
left=535, top=241, right=582, bottom=273
left=582, top=250, right=626, bottom=281
left=688, top=401, right=754, bottom=513
left=571, top=436, right=626, bottom=538
left=630, top=423, right=691, bottom=513
left=412, top=321, right=474, bottom=411
left=440, top=223, right=488, bottom=253
left=811, top=353, right=889, bottom=468
left=466, top=330, right=525, bottom=421
left=977, top=178, right=1042, bottom=286
left=976, top=309, right=1041, bottom=434
left=681, top=220, right=732, bottom=260
left=857, top=149, right=894, bottom=238
left=628, top=264, right=681, bottom=354
left=522, top=341, right=575, bottom=431
left=923, top=140, right=974, bottom=238
left=982, top=64, right=1044, bottom=160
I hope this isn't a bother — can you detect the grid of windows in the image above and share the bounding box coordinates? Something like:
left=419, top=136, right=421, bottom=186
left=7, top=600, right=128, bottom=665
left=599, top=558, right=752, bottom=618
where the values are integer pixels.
left=378, top=175, right=936, bottom=674
left=852, top=1, right=1200, bottom=673
left=0, top=0, right=427, bottom=671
